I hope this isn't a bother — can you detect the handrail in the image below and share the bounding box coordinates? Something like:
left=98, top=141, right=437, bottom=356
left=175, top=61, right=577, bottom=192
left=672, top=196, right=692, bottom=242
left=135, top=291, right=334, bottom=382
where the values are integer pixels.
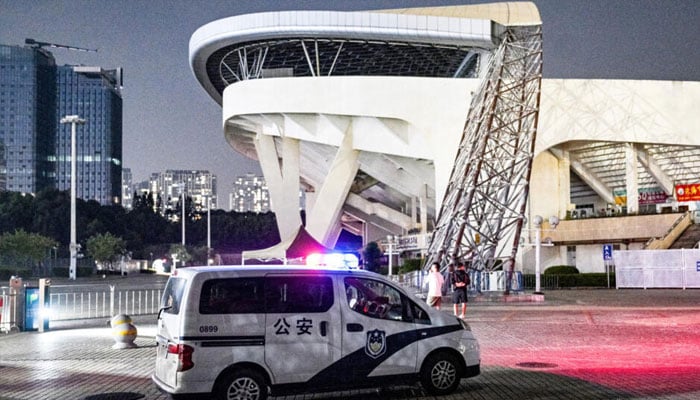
left=644, top=211, right=692, bottom=250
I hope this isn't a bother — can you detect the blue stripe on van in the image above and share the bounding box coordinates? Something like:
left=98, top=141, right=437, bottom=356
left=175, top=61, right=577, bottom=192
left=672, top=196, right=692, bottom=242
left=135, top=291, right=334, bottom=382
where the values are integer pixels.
left=306, top=324, right=463, bottom=386
left=179, top=335, right=265, bottom=347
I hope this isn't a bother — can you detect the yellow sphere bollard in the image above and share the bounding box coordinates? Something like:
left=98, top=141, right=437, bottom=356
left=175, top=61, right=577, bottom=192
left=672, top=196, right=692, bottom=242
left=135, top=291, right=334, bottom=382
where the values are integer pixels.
left=110, top=314, right=138, bottom=349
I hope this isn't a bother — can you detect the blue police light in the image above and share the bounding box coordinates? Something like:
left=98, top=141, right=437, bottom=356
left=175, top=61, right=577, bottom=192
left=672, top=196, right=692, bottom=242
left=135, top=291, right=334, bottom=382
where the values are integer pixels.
left=306, top=253, right=359, bottom=269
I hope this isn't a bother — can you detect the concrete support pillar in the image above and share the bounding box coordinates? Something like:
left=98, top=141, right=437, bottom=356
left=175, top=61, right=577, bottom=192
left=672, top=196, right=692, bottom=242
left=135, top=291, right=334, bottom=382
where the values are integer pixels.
left=255, top=133, right=302, bottom=241
left=411, top=197, right=417, bottom=228
left=306, top=125, right=360, bottom=246
left=625, top=143, right=639, bottom=214
left=420, top=187, right=428, bottom=235
left=557, top=150, right=571, bottom=217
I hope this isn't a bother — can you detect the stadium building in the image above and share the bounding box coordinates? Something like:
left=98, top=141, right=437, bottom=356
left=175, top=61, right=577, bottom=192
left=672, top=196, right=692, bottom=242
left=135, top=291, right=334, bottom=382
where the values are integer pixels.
left=189, top=2, right=700, bottom=274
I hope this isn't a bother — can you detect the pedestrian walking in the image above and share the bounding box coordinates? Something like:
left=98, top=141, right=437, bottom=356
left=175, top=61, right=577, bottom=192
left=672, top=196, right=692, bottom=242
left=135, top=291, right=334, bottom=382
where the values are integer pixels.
left=442, top=263, right=455, bottom=296
left=425, top=262, right=445, bottom=310
left=452, top=261, right=470, bottom=318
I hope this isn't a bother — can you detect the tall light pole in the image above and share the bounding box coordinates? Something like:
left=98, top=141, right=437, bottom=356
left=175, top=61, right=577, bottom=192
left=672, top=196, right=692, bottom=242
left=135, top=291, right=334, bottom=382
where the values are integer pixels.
left=207, top=196, right=211, bottom=261
left=532, top=215, right=559, bottom=294
left=533, top=216, right=543, bottom=294
left=386, top=235, right=396, bottom=276
left=180, top=183, right=186, bottom=246
left=60, top=115, right=85, bottom=281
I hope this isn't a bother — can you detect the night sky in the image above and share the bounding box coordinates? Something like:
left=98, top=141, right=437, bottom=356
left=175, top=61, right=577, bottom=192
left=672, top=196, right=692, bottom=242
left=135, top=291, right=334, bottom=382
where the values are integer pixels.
left=1, top=0, right=698, bottom=203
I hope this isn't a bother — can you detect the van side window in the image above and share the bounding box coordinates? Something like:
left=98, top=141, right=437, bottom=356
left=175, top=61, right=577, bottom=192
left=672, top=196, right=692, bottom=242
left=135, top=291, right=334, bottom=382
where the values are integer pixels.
left=161, top=277, right=187, bottom=315
left=344, top=277, right=417, bottom=323
left=265, top=276, right=333, bottom=313
left=199, top=278, right=264, bottom=314
left=408, top=299, right=431, bottom=325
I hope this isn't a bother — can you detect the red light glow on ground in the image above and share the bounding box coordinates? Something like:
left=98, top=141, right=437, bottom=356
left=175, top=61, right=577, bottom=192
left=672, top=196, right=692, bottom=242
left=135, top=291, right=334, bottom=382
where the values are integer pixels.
left=475, top=307, right=700, bottom=397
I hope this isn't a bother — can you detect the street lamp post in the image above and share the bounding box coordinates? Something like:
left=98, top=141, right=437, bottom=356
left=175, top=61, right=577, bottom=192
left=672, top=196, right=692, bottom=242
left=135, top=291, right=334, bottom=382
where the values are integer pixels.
left=532, top=215, right=559, bottom=294
left=533, top=216, right=543, bottom=294
left=387, top=237, right=393, bottom=276
left=207, top=196, right=212, bottom=264
left=180, top=183, right=186, bottom=246
left=386, top=235, right=398, bottom=276
left=60, top=115, right=85, bottom=280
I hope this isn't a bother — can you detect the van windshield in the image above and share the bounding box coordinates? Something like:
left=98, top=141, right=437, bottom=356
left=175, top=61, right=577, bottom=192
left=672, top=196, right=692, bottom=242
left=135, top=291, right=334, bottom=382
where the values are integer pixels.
left=161, top=277, right=187, bottom=315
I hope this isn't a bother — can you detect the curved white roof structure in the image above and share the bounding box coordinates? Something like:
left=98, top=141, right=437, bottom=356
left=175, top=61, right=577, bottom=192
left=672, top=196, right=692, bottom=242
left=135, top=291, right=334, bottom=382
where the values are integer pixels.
left=190, top=2, right=700, bottom=272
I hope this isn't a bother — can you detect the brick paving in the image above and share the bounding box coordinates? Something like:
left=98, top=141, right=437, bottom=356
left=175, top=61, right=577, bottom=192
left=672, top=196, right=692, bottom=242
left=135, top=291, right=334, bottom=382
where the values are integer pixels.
left=1, top=288, right=700, bottom=399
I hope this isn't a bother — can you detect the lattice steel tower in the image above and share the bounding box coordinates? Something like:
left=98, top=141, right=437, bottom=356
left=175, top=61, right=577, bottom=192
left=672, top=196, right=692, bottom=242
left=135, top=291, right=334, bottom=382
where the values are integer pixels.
left=425, top=25, right=543, bottom=292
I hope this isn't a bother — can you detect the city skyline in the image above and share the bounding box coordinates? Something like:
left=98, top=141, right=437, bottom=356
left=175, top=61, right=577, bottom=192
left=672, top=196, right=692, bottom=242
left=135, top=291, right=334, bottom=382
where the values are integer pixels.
left=1, top=0, right=698, bottom=193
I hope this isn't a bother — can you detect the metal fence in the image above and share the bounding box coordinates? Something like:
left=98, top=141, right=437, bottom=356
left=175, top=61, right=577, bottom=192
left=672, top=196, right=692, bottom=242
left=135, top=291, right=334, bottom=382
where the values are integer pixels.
left=615, top=249, right=700, bottom=289
left=1, top=282, right=165, bottom=331
left=522, top=274, right=559, bottom=290
left=394, top=270, right=535, bottom=293
left=49, top=284, right=164, bottom=321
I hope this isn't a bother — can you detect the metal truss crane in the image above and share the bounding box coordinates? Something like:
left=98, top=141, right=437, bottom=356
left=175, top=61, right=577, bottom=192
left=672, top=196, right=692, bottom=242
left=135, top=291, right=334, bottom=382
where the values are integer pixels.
left=25, top=38, right=97, bottom=53
left=424, top=25, right=543, bottom=293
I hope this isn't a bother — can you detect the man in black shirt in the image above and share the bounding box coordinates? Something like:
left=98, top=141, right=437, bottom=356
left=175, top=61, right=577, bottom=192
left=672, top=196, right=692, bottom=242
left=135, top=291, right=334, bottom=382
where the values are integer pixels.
left=452, top=262, right=469, bottom=318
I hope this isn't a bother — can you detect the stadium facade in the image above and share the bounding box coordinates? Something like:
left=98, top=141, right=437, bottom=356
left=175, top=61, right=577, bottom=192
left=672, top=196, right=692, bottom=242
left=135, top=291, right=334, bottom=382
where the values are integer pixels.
left=189, top=2, right=700, bottom=273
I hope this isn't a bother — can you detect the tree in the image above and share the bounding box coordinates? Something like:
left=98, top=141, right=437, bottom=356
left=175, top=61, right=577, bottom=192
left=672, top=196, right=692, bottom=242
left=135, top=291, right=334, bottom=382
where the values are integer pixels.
left=0, top=191, right=35, bottom=235
left=0, top=229, right=58, bottom=272
left=362, top=242, right=383, bottom=273
left=169, top=243, right=191, bottom=267
left=86, top=232, right=126, bottom=271
left=189, top=245, right=210, bottom=266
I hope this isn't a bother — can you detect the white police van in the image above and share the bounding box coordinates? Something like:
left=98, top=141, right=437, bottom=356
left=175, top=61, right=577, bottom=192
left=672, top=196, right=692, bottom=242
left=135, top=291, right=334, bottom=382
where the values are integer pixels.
left=153, top=266, right=480, bottom=399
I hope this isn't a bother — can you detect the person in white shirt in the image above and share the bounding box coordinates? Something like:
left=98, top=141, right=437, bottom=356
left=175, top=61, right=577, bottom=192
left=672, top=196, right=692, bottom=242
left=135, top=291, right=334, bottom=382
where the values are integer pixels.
left=425, top=262, right=445, bottom=310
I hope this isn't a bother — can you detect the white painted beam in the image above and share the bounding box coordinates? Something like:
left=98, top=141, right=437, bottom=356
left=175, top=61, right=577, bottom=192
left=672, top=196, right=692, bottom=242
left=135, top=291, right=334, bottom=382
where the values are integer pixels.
left=635, top=145, right=674, bottom=194
left=255, top=133, right=302, bottom=240
left=550, top=148, right=614, bottom=205
left=345, top=193, right=412, bottom=230
left=306, top=125, right=360, bottom=246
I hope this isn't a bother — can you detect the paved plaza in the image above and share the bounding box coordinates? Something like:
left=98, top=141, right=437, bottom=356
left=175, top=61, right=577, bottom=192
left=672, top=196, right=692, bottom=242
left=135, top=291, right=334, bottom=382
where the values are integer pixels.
left=1, top=288, right=700, bottom=400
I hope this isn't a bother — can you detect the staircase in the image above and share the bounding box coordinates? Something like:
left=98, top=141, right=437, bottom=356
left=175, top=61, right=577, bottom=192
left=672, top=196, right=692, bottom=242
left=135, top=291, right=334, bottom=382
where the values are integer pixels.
left=669, top=223, right=700, bottom=249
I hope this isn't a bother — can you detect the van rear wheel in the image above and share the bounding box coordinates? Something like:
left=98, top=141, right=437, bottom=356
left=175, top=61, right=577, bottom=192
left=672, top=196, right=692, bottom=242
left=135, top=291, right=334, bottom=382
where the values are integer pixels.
left=420, top=352, right=461, bottom=395
left=216, top=369, right=268, bottom=400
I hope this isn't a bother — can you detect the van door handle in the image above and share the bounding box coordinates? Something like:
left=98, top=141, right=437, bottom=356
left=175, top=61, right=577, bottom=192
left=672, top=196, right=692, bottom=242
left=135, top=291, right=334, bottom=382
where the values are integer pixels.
left=346, top=323, right=363, bottom=332
left=320, top=321, right=328, bottom=337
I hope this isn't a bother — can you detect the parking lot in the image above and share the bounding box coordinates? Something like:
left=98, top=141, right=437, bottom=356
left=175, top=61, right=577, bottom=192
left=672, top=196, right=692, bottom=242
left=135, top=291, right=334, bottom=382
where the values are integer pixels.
left=1, top=288, right=699, bottom=400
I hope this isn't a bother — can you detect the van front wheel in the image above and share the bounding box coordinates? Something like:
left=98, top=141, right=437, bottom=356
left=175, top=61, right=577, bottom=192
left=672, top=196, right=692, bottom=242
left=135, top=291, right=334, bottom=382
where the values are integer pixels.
left=216, top=369, right=268, bottom=400
left=420, top=352, right=461, bottom=395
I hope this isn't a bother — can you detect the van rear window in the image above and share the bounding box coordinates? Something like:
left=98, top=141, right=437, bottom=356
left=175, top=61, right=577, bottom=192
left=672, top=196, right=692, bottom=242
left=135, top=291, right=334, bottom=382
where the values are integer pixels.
left=199, top=278, right=265, bottom=314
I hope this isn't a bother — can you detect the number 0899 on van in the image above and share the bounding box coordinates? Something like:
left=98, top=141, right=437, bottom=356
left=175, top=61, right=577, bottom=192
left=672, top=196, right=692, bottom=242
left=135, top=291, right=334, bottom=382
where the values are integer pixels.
left=153, top=266, right=480, bottom=400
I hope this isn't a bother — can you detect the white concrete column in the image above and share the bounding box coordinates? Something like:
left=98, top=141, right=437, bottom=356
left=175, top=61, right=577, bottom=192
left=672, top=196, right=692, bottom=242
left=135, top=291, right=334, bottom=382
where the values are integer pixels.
left=411, top=197, right=417, bottom=228
left=255, top=133, right=302, bottom=241
left=306, top=125, right=360, bottom=246
left=625, top=143, right=639, bottom=214
left=420, top=187, right=428, bottom=235
left=557, top=150, right=571, bottom=217
left=305, top=190, right=318, bottom=218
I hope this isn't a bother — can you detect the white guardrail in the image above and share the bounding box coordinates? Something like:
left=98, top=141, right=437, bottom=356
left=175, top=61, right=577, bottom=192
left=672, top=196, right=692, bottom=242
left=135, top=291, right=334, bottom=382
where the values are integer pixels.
left=1, top=283, right=164, bottom=332
left=48, top=284, right=164, bottom=321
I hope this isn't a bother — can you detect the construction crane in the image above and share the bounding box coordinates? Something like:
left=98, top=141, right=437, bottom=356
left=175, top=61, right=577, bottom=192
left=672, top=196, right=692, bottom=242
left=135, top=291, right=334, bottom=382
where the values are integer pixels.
left=25, top=38, right=97, bottom=53
left=424, top=24, right=543, bottom=294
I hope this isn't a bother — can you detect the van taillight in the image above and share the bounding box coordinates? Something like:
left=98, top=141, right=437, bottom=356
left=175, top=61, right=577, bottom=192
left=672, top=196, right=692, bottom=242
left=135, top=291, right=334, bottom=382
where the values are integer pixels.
left=168, top=343, right=194, bottom=371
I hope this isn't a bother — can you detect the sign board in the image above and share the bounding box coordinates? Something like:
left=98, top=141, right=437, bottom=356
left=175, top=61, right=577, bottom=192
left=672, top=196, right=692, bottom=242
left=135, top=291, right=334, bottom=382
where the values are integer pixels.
left=603, top=244, right=613, bottom=261
left=697, top=261, right=700, bottom=272
left=675, top=183, right=700, bottom=202
left=614, top=187, right=670, bottom=206
left=24, top=287, right=40, bottom=331
left=24, top=285, right=49, bottom=332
